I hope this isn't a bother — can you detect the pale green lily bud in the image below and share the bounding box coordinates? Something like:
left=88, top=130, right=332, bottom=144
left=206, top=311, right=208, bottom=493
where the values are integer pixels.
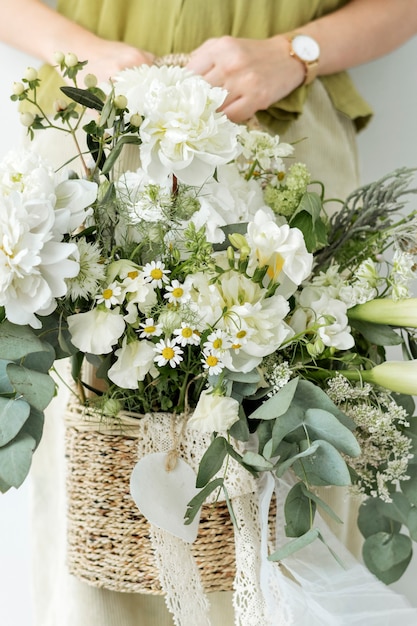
left=360, top=360, right=417, bottom=395
left=348, top=298, right=417, bottom=328
left=228, top=232, right=248, bottom=250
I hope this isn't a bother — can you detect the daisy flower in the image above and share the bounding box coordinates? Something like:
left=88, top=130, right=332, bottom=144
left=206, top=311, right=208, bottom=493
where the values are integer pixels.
left=203, top=329, right=232, bottom=354
left=154, top=337, right=184, bottom=368
left=164, top=279, right=191, bottom=304
left=139, top=317, right=163, bottom=339
left=201, top=350, right=226, bottom=375
left=173, top=323, right=201, bottom=347
left=95, top=282, right=123, bottom=308
left=142, top=260, right=171, bottom=288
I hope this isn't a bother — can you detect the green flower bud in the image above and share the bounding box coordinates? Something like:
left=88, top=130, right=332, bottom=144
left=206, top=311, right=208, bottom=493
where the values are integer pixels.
left=12, top=81, right=25, bottom=96
left=349, top=298, right=417, bottom=328
left=54, top=51, right=65, bottom=64
left=113, top=94, right=128, bottom=110
left=65, top=52, right=79, bottom=68
left=360, top=360, right=417, bottom=395
left=24, top=66, right=38, bottom=81
left=20, top=112, right=35, bottom=127
left=129, top=113, right=142, bottom=127
left=84, top=73, right=98, bottom=88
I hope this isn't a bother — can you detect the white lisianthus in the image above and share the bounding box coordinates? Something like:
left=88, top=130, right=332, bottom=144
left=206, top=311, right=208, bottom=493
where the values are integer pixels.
left=291, top=286, right=354, bottom=350
left=246, top=209, right=313, bottom=291
left=115, top=65, right=241, bottom=185
left=187, top=389, right=240, bottom=433
left=67, top=307, right=125, bottom=354
left=108, top=337, right=157, bottom=388
left=0, top=192, right=79, bottom=328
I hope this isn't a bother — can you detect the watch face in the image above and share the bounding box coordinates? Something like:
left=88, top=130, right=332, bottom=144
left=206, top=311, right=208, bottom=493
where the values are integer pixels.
left=292, top=35, right=320, bottom=62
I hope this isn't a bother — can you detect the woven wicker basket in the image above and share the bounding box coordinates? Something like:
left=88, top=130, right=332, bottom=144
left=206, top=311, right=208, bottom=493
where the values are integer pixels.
left=65, top=401, right=240, bottom=594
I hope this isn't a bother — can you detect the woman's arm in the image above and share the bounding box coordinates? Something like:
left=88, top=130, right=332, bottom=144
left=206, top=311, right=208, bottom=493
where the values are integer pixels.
left=187, top=0, right=417, bottom=122
left=0, top=0, right=154, bottom=81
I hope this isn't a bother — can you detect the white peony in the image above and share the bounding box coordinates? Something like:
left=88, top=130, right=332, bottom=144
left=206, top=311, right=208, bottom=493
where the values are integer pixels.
left=187, top=389, right=240, bottom=433
left=107, top=337, right=157, bottom=388
left=0, top=192, right=79, bottom=328
left=115, top=65, right=241, bottom=185
left=67, top=307, right=126, bottom=354
left=0, top=149, right=55, bottom=201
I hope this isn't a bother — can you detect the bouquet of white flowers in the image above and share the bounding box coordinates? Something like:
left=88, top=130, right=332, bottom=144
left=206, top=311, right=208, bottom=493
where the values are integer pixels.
left=3, top=55, right=417, bottom=618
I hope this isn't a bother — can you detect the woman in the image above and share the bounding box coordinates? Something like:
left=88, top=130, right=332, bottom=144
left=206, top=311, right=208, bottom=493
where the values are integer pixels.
left=1, top=1, right=417, bottom=624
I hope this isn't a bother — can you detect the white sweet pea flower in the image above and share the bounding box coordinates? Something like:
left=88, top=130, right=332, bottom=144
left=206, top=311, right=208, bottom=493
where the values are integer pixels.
left=187, top=390, right=240, bottom=433
left=115, top=65, right=240, bottom=185
left=0, top=192, right=79, bottom=328
left=53, top=178, right=97, bottom=234
left=246, top=209, right=313, bottom=290
left=108, top=337, right=157, bottom=388
left=67, top=307, right=126, bottom=354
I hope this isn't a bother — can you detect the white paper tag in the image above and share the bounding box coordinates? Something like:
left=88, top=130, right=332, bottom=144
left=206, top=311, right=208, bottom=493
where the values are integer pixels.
left=130, top=452, right=201, bottom=543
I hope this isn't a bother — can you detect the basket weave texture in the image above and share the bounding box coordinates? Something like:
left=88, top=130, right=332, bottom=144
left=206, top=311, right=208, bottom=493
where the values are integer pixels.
left=65, top=403, right=237, bottom=594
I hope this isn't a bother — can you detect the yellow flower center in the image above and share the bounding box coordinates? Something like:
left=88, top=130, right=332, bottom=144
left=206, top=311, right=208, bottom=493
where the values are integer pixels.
left=103, top=288, right=113, bottom=300
left=236, top=330, right=247, bottom=339
left=128, top=270, right=139, bottom=280
left=151, top=268, right=163, bottom=280
left=181, top=327, right=193, bottom=338
left=232, top=343, right=242, bottom=350
left=162, top=347, right=175, bottom=360
left=206, top=355, right=219, bottom=367
left=144, top=325, right=156, bottom=334
left=172, top=287, right=184, bottom=298
left=277, top=171, right=285, bottom=181
left=212, top=338, right=223, bottom=350
left=266, top=252, right=284, bottom=281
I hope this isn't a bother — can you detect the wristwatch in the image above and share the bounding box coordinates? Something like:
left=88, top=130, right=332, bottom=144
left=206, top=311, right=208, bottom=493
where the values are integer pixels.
left=287, top=33, right=320, bottom=85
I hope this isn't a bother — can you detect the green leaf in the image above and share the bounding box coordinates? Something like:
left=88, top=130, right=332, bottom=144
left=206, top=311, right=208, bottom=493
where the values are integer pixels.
left=6, top=364, right=55, bottom=411
left=60, top=86, right=104, bottom=110
left=401, top=465, right=417, bottom=505
left=0, top=360, right=14, bottom=393
left=0, top=432, right=36, bottom=492
left=284, top=482, right=316, bottom=537
left=269, top=528, right=320, bottom=561
left=20, top=408, right=44, bottom=450
left=249, top=377, right=300, bottom=421
left=0, top=321, right=46, bottom=360
left=23, top=345, right=55, bottom=373
left=184, top=477, right=224, bottom=525
left=407, top=507, right=417, bottom=541
left=349, top=319, right=403, bottom=346
left=362, top=532, right=412, bottom=584
left=101, top=135, right=141, bottom=175
left=241, top=451, right=274, bottom=472
left=304, top=408, right=361, bottom=457
left=292, top=440, right=351, bottom=486
left=358, top=498, right=401, bottom=538
left=0, top=397, right=31, bottom=446
left=293, top=380, right=355, bottom=430
left=290, top=192, right=328, bottom=252
left=378, top=492, right=411, bottom=526
left=270, top=406, right=304, bottom=455
left=275, top=441, right=320, bottom=478
left=300, top=484, right=343, bottom=524
left=195, top=437, right=227, bottom=488
left=225, top=369, right=261, bottom=384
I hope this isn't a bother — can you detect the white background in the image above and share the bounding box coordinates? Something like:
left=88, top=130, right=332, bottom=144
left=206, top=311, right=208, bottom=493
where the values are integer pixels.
left=0, top=28, right=416, bottom=626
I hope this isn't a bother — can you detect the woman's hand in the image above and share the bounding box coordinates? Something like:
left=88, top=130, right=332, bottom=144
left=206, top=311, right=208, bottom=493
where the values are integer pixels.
left=186, top=35, right=304, bottom=123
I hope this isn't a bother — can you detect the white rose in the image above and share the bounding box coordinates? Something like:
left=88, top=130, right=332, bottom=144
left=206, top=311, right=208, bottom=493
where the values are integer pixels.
left=187, top=390, right=240, bottom=433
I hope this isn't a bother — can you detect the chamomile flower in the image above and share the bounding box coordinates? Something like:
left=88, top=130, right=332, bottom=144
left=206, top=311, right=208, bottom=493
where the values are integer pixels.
left=95, top=282, right=123, bottom=308
left=154, top=337, right=183, bottom=368
left=139, top=317, right=163, bottom=338
left=164, top=279, right=191, bottom=304
left=201, top=350, right=226, bottom=375
left=142, top=260, right=171, bottom=288
left=173, top=323, right=201, bottom=347
left=203, top=329, right=232, bottom=354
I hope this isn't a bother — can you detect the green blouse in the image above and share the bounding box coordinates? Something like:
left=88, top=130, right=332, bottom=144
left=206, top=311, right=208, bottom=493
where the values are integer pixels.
left=35, top=0, right=373, bottom=133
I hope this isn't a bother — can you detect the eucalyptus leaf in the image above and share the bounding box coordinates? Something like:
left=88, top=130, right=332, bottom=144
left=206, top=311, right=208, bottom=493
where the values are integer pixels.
left=378, top=492, right=411, bottom=526
left=300, top=484, right=343, bottom=524
left=0, top=360, right=14, bottom=393
left=6, top=364, right=55, bottom=412
left=275, top=441, right=319, bottom=478
left=101, top=135, right=142, bottom=175
left=241, top=450, right=274, bottom=472
left=292, top=379, right=355, bottom=430
left=407, top=507, right=417, bottom=541
left=0, top=397, right=30, bottom=446
left=229, top=409, right=250, bottom=442
left=184, top=477, right=223, bottom=525
left=269, top=528, right=320, bottom=561
left=292, top=439, right=351, bottom=486
left=401, top=465, right=417, bottom=506
left=362, top=532, right=412, bottom=584
left=304, top=408, right=361, bottom=457
left=358, top=498, right=401, bottom=538
left=270, top=406, right=304, bottom=455
left=23, top=345, right=55, bottom=374
left=195, top=437, right=227, bottom=488
left=284, top=482, right=316, bottom=537
left=0, top=432, right=36, bottom=492
left=248, top=378, right=300, bottom=422
left=20, top=408, right=44, bottom=450
left=225, top=369, right=261, bottom=384
left=0, top=321, right=46, bottom=360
